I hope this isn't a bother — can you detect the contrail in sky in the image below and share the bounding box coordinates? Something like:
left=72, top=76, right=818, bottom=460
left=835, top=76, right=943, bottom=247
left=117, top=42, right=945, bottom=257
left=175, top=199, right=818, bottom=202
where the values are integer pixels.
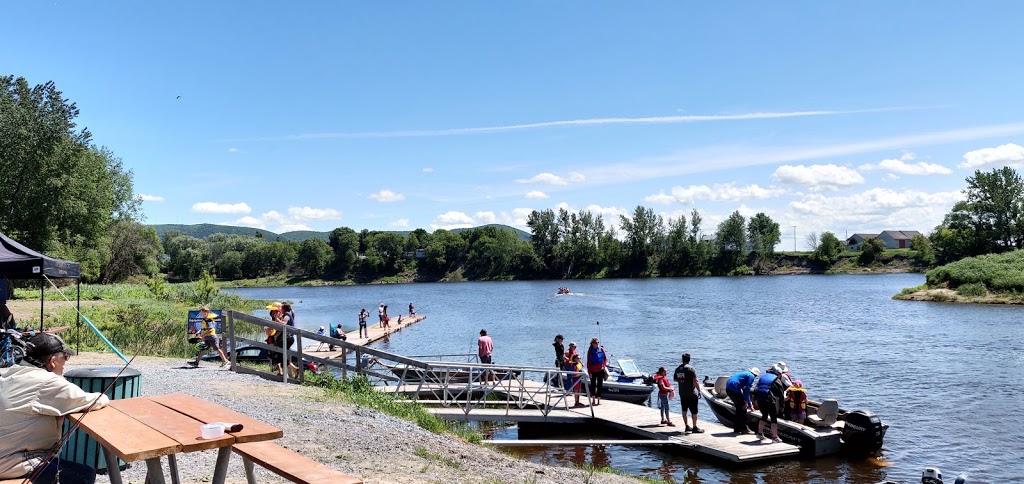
left=216, top=106, right=941, bottom=142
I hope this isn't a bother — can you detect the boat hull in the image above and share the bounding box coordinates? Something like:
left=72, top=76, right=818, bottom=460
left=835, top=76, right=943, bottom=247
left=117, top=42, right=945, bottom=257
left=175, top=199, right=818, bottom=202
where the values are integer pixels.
left=700, top=380, right=886, bottom=457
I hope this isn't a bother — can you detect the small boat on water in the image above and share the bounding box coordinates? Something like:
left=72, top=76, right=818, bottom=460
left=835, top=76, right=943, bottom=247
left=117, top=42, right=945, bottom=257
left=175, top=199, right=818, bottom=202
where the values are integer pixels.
left=556, top=287, right=570, bottom=295
left=701, top=375, right=887, bottom=457
left=601, top=359, right=655, bottom=405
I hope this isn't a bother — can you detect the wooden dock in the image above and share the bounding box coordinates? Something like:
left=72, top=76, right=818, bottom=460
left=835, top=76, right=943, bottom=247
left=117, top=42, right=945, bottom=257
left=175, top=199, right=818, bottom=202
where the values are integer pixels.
left=425, top=397, right=799, bottom=463
left=302, top=314, right=427, bottom=357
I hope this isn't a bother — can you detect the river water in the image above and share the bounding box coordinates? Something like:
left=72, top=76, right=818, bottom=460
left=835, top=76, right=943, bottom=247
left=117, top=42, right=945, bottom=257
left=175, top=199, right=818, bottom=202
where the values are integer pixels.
left=228, top=274, right=1024, bottom=482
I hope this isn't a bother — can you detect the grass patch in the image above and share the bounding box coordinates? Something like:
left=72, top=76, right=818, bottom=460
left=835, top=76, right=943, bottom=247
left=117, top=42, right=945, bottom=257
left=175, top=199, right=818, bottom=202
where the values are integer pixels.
left=304, top=372, right=483, bottom=444
left=956, top=282, right=988, bottom=297
left=581, top=463, right=667, bottom=483
left=899, top=283, right=930, bottom=295
left=12, top=280, right=269, bottom=358
left=413, top=446, right=460, bottom=468
left=926, top=250, right=1024, bottom=293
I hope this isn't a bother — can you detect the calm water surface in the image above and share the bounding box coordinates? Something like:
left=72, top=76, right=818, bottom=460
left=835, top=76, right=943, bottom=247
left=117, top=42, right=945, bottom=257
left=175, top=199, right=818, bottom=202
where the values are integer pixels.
left=228, top=274, right=1024, bottom=482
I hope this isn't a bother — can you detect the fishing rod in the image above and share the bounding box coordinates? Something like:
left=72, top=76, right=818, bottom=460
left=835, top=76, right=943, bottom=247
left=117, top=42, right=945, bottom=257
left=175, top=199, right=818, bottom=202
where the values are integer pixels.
left=23, top=353, right=139, bottom=484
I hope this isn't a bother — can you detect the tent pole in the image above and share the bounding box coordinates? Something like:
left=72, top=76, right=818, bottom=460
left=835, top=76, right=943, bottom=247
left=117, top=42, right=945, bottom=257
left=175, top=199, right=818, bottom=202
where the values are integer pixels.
left=76, top=280, right=81, bottom=352
left=39, top=279, right=44, bottom=331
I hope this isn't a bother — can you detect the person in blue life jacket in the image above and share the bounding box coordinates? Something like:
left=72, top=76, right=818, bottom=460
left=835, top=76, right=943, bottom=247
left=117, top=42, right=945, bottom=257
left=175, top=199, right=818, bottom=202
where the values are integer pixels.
left=754, top=366, right=784, bottom=443
left=725, top=367, right=760, bottom=434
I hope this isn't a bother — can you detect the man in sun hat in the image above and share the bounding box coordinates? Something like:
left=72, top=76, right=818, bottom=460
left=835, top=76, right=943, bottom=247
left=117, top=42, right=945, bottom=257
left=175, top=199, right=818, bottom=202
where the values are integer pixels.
left=0, top=333, right=109, bottom=483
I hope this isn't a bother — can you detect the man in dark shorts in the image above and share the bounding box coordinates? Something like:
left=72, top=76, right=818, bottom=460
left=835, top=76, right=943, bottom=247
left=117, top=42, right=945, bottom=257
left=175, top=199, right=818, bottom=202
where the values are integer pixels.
left=672, top=352, right=704, bottom=433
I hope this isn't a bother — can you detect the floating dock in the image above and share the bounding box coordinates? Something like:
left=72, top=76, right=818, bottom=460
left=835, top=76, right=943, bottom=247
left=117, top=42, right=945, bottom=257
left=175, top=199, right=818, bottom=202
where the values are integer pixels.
left=302, top=314, right=427, bottom=356
left=426, top=397, right=799, bottom=463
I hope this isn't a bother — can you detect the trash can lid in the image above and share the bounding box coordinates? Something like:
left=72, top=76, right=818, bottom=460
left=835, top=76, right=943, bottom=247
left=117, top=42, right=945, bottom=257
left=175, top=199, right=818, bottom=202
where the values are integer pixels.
left=64, top=366, right=141, bottom=378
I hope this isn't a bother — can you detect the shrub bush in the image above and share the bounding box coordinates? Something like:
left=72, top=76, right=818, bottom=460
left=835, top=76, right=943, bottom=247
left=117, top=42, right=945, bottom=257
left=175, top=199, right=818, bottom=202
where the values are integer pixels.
left=956, top=282, right=987, bottom=297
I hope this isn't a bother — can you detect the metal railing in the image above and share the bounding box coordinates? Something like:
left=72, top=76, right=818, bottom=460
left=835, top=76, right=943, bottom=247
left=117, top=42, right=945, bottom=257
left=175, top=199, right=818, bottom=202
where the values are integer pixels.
left=223, top=311, right=594, bottom=418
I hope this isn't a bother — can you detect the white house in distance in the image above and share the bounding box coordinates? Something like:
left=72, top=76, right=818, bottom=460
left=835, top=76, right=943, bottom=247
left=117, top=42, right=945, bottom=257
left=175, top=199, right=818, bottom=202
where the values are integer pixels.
left=877, top=230, right=922, bottom=249
left=846, top=230, right=923, bottom=250
left=845, top=233, right=878, bottom=251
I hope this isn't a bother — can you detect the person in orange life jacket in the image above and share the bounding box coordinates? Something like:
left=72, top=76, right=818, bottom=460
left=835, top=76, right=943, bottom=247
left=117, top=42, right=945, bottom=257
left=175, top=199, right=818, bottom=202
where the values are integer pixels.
left=563, top=354, right=585, bottom=407
left=586, top=338, right=608, bottom=406
left=754, top=367, right=784, bottom=443
left=787, top=380, right=807, bottom=424
left=725, top=367, right=760, bottom=434
left=653, top=367, right=675, bottom=426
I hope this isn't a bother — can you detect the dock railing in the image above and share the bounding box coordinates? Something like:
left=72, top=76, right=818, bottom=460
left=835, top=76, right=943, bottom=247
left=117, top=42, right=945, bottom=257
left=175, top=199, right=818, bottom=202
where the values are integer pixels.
left=223, top=311, right=594, bottom=418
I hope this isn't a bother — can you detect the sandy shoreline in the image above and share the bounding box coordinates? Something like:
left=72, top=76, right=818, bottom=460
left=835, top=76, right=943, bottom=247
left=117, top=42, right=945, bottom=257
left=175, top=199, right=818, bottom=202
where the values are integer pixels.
left=62, top=352, right=638, bottom=484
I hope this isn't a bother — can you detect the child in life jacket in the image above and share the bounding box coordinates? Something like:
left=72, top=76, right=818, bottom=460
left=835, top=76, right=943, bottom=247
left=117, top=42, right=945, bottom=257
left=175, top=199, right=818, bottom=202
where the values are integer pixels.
left=787, top=380, right=807, bottom=425
left=564, top=354, right=585, bottom=407
left=653, top=367, right=676, bottom=426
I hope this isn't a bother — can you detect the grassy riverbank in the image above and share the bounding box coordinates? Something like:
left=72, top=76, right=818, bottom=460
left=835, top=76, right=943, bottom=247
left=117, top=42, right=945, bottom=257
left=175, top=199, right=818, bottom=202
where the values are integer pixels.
left=893, top=249, right=1024, bottom=304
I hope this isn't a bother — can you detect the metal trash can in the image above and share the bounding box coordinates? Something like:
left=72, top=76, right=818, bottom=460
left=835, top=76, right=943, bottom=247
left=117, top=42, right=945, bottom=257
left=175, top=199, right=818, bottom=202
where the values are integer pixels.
left=60, top=366, right=141, bottom=473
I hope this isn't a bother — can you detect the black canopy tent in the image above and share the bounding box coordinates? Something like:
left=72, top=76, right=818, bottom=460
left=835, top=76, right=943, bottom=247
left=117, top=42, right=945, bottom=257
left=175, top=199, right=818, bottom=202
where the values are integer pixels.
left=0, top=231, right=81, bottom=334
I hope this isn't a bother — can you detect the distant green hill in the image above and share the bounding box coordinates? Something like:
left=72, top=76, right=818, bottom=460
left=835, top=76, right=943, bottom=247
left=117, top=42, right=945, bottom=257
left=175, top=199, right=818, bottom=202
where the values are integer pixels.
left=149, top=223, right=530, bottom=242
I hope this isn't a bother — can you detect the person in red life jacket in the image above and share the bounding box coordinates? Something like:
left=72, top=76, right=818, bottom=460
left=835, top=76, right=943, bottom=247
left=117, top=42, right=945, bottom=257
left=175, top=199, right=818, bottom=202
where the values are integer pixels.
left=653, top=367, right=676, bottom=426
left=787, top=380, right=807, bottom=425
left=586, top=338, right=608, bottom=406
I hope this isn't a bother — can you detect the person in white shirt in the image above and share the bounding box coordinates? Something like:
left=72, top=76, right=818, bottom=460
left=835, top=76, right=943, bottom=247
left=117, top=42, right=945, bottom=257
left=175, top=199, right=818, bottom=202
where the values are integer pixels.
left=0, top=333, right=109, bottom=483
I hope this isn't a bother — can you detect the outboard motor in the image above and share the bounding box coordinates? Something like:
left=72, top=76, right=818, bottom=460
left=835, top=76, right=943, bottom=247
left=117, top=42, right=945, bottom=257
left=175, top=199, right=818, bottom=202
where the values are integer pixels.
left=842, top=410, right=885, bottom=453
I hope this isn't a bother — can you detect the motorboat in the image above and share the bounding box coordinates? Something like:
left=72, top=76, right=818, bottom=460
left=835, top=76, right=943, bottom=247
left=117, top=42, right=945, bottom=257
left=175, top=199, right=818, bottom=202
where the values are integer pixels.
left=557, top=287, right=570, bottom=295
left=701, top=375, right=887, bottom=457
left=601, top=359, right=655, bottom=405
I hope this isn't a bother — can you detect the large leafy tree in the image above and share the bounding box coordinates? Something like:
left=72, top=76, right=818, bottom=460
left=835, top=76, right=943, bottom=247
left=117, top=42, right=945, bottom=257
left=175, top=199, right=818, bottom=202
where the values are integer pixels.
left=813, top=232, right=844, bottom=266
left=102, top=220, right=162, bottom=282
left=963, top=167, right=1024, bottom=252
left=526, top=209, right=560, bottom=276
left=747, top=212, right=780, bottom=273
left=328, top=227, right=359, bottom=276
left=715, top=211, right=747, bottom=273
left=619, top=205, right=664, bottom=276
left=297, top=238, right=333, bottom=277
left=0, top=76, right=138, bottom=264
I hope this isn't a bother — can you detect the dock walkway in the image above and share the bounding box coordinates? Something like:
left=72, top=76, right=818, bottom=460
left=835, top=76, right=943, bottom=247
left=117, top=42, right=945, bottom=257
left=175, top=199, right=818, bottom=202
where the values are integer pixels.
left=425, top=394, right=799, bottom=463
left=302, top=313, right=427, bottom=357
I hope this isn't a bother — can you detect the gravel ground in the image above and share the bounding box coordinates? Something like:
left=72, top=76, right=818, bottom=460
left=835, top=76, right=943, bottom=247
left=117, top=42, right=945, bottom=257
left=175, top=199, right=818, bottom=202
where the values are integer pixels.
left=66, top=352, right=639, bottom=484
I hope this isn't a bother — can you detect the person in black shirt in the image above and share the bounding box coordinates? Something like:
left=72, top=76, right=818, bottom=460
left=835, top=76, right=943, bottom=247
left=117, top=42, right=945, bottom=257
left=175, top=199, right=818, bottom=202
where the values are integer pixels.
left=672, top=352, right=704, bottom=433
left=552, top=334, right=565, bottom=368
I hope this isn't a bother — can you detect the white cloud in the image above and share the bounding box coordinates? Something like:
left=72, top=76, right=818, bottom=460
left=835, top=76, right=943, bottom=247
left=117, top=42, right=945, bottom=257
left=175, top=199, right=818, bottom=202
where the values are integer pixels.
left=858, top=152, right=952, bottom=175
left=192, top=202, right=252, bottom=214
left=227, top=147, right=242, bottom=153
left=515, top=171, right=585, bottom=186
left=646, top=183, right=786, bottom=204
left=369, top=189, right=406, bottom=202
left=231, top=216, right=266, bottom=229
left=278, top=223, right=312, bottom=232
left=773, top=164, right=864, bottom=191
left=475, top=211, right=497, bottom=224
left=223, top=206, right=340, bottom=233
left=787, top=187, right=964, bottom=232
left=958, top=143, right=1024, bottom=169
left=287, top=206, right=342, bottom=221
left=423, top=167, right=434, bottom=173
left=431, top=211, right=476, bottom=230
left=525, top=190, right=549, bottom=200
left=139, top=194, right=164, bottom=202
left=389, top=218, right=410, bottom=229
left=218, top=106, right=936, bottom=141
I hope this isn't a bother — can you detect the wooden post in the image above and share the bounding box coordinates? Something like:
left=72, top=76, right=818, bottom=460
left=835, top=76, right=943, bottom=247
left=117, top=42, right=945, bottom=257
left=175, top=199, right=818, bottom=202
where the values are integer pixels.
left=281, top=325, right=289, bottom=384
left=341, top=347, right=348, bottom=380
left=227, top=311, right=237, bottom=371
left=296, top=333, right=304, bottom=384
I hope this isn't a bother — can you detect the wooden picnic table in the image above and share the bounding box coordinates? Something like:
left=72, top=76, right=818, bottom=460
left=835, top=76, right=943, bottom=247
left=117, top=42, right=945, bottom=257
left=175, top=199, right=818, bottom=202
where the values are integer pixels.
left=67, top=392, right=282, bottom=484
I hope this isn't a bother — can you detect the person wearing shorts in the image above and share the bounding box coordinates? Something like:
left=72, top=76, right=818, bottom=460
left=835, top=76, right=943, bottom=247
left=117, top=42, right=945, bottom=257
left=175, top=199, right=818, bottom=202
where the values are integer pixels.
left=198, top=305, right=228, bottom=367
left=673, top=353, right=704, bottom=433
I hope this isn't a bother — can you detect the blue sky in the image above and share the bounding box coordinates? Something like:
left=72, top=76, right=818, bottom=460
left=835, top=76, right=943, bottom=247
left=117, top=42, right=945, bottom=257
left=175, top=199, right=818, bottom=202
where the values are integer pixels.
left=6, top=2, right=1024, bottom=248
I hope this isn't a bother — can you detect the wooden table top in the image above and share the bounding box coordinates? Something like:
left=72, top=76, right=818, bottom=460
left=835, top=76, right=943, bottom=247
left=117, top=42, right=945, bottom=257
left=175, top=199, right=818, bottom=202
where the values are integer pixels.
left=67, top=393, right=282, bottom=462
